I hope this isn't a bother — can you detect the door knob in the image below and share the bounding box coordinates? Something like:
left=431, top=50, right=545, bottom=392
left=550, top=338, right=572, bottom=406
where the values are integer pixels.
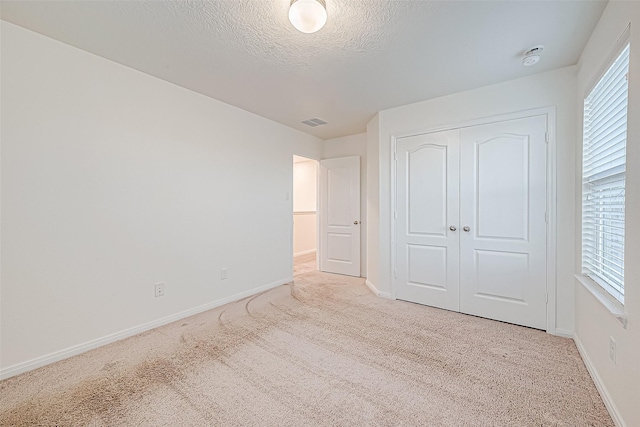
left=463, top=226, right=471, bottom=232
left=449, top=225, right=457, bottom=231
left=354, top=221, right=360, bottom=225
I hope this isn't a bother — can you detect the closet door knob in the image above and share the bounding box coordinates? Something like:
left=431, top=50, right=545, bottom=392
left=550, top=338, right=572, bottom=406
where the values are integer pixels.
left=449, top=225, right=457, bottom=231
left=354, top=221, right=360, bottom=225
left=463, top=226, right=471, bottom=232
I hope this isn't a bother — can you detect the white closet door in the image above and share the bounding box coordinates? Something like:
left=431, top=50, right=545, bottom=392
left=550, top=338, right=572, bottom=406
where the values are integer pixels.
left=395, top=130, right=460, bottom=311
left=319, top=156, right=361, bottom=277
left=459, top=116, right=547, bottom=330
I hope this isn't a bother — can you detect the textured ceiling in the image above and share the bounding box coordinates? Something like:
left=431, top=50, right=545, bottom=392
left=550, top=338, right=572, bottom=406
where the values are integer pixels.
left=1, top=0, right=607, bottom=139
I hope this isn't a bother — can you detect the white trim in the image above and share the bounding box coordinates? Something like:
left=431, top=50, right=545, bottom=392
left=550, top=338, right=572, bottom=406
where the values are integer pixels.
left=317, top=159, right=324, bottom=273
left=316, top=159, right=321, bottom=272
left=554, top=328, right=574, bottom=338
left=0, top=277, right=292, bottom=380
left=390, top=136, right=398, bottom=300
left=389, top=107, right=558, bottom=334
left=294, top=248, right=317, bottom=257
left=366, top=279, right=393, bottom=299
left=574, top=274, right=627, bottom=328
left=574, top=334, right=626, bottom=427
left=390, top=107, right=557, bottom=141
left=584, top=24, right=631, bottom=97
left=545, top=108, right=558, bottom=335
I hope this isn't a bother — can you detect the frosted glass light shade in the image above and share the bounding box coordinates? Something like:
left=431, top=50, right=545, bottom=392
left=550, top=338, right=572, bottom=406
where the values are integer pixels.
left=289, top=0, right=327, bottom=34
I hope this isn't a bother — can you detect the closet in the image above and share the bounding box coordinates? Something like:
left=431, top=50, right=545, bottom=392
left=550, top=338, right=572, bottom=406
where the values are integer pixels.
left=394, top=115, right=548, bottom=329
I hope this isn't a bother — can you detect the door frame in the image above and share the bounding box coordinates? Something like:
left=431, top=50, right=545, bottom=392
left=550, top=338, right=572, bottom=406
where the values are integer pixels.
left=390, top=107, right=558, bottom=335
left=291, top=154, right=322, bottom=274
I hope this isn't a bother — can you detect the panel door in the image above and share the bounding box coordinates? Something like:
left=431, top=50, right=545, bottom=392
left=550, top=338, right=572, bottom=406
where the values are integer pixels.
left=319, top=156, right=361, bottom=277
left=459, top=116, right=547, bottom=329
left=396, top=130, right=460, bottom=311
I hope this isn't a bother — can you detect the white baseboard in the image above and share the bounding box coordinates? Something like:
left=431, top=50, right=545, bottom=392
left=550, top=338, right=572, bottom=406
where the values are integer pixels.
left=574, top=334, right=626, bottom=427
left=554, top=328, right=574, bottom=338
left=293, top=249, right=316, bottom=257
left=365, top=279, right=393, bottom=299
left=0, top=277, right=292, bottom=380
left=364, top=279, right=377, bottom=294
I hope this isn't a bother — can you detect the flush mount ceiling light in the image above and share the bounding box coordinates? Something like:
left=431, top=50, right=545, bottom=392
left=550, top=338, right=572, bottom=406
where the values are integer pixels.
left=289, top=0, right=327, bottom=34
left=522, top=45, right=544, bottom=67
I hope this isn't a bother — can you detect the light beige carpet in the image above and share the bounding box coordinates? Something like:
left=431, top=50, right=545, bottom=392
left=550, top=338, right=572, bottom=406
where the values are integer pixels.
left=293, top=251, right=317, bottom=276
left=1, top=269, right=612, bottom=426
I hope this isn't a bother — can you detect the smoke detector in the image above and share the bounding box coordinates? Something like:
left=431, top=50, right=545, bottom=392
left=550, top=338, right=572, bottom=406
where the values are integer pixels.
left=523, top=45, right=544, bottom=67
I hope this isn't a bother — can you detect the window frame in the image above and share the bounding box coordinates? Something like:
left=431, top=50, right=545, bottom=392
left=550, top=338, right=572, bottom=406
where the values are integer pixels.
left=581, top=33, right=630, bottom=305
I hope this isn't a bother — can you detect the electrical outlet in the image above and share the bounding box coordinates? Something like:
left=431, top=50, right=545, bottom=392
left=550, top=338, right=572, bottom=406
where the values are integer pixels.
left=155, top=283, right=165, bottom=297
left=609, top=336, right=616, bottom=364
left=221, top=268, right=228, bottom=280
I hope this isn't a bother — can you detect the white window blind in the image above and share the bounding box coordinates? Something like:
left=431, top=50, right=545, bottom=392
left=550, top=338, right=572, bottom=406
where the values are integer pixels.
left=582, top=43, right=629, bottom=304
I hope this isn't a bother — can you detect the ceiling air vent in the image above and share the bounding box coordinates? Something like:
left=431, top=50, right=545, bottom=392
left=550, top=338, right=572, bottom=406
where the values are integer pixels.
left=301, top=118, right=328, bottom=127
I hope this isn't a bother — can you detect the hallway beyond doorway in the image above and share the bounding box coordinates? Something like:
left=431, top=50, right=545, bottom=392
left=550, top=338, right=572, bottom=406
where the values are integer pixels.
left=294, top=251, right=316, bottom=276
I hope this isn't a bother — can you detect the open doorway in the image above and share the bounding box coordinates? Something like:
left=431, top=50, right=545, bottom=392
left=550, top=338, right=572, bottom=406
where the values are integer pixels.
left=293, top=155, right=318, bottom=276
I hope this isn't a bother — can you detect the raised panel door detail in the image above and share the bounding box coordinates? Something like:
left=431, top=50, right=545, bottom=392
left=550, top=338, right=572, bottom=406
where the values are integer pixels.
left=476, top=135, right=530, bottom=241
left=327, top=233, right=352, bottom=262
left=408, top=245, right=447, bottom=290
left=474, top=250, right=528, bottom=302
left=327, top=167, right=351, bottom=226
left=408, top=145, right=447, bottom=236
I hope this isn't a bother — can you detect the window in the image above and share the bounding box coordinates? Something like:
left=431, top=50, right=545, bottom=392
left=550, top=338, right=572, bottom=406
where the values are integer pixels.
left=582, top=42, right=629, bottom=304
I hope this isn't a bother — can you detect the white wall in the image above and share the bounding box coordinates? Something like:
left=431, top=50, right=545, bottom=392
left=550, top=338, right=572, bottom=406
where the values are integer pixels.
left=0, top=21, right=323, bottom=377
left=293, top=213, right=316, bottom=256
left=370, top=66, right=578, bottom=333
left=292, top=139, right=322, bottom=163
left=323, top=133, right=367, bottom=277
left=293, top=160, right=317, bottom=256
left=574, top=2, right=640, bottom=425
left=366, top=115, right=381, bottom=292
left=293, top=160, right=317, bottom=212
